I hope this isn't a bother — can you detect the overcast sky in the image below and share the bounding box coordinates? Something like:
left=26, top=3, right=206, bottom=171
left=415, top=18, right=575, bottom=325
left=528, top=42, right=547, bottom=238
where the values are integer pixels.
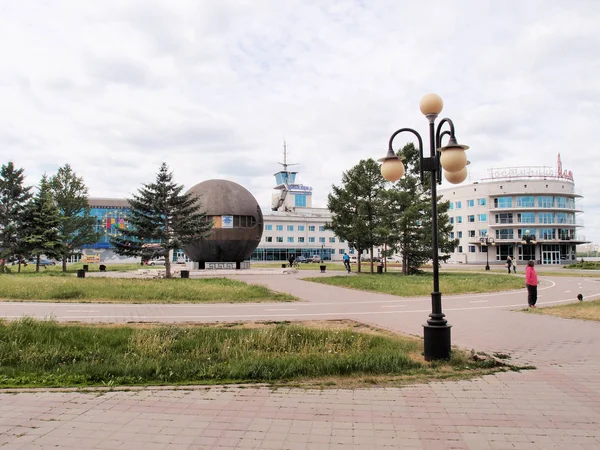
left=1, top=0, right=599, bottom=245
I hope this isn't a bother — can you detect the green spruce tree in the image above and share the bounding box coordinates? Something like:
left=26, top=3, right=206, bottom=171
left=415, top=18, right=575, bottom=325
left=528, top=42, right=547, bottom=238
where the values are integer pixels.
left=0, top=162, right=33, bottom=273
left=326, top=159, right=387, bottom=273
left=50, top=164, right=102, bottom=272
left=111, top=162, right=212, bottom=278
left=21, top=175, right=61, bottom=272
left=384, top=143, right=457, bottom=274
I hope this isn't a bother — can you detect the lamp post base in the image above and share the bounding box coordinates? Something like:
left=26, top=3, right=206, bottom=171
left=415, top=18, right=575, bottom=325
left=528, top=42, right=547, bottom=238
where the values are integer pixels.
left=423, top=323, right=452, bottom=361
left=485, top=264, right=490, bottom=271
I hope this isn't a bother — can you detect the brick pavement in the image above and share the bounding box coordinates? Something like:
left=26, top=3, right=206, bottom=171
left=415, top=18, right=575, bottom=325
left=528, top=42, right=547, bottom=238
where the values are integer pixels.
left=1, top=272, right=600, bottom=449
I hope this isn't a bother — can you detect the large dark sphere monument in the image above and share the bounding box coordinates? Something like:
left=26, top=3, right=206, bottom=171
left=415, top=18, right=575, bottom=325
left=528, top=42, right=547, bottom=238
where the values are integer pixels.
left=183, top=180, right=263, bottom=266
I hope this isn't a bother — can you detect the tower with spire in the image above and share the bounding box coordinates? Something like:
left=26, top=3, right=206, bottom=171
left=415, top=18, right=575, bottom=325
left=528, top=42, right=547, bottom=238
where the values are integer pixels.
left=271, top=142, right=313, bottom=211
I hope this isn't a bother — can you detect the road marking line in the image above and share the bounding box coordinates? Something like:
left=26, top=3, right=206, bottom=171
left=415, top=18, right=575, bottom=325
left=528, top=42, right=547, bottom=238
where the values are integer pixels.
left=382, top=305, right=406, bottom=308
left=264, top=309, right=297, bottom=311
left=469, top=300, right=488, bottom=303
left=66, top=310, right=100, bottom=313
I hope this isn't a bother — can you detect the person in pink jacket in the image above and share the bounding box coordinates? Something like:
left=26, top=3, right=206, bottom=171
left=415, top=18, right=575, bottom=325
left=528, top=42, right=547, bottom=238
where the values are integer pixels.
left=526, top=260, right=538, bottom=308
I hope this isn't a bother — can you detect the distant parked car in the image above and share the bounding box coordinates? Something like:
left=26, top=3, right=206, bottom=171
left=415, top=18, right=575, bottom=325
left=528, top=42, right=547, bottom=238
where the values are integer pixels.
left=310, top=255, right=322, bottom=263
left=28, top=258, right=56, bottom=267
left=387, top=255, right=402, bottom=263
left=295, top=256, right=308, bottom=263
left=148, top=258, right=166, bottom=266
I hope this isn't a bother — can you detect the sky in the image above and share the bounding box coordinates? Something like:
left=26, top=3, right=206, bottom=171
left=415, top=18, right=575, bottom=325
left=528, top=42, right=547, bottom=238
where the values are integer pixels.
left=1, top=0, right=599, bottom=245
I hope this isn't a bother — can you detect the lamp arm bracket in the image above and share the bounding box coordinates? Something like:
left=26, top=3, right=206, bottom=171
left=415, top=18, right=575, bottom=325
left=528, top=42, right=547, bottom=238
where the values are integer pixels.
left=387, top=128, right=425, bottom=181
left=435, top=118, right=456, bottom=148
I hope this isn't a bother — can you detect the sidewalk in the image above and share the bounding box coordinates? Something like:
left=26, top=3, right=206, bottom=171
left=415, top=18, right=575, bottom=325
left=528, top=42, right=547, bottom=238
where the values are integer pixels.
left=1, top=273, right=600, bottom=449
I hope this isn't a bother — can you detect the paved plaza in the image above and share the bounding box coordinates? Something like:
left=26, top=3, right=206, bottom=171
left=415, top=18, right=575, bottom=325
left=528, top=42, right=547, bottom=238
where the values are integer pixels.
left=1, top=269, right=600, bottom=449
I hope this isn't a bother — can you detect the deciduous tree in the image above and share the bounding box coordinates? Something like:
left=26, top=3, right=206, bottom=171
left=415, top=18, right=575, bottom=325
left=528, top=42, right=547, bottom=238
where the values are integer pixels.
left=50, top=164, right=101, bottom=272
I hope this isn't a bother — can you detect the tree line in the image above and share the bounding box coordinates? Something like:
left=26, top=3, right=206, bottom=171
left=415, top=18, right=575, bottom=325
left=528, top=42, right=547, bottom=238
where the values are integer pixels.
left=0, top=162, right=212, bottom=278
left=327, top=143, right=457, bottom=274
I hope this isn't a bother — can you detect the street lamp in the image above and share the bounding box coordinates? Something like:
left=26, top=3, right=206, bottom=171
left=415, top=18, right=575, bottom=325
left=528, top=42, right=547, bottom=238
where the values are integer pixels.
left=521, top=229, right=537, bottom=262
left=379, top=93, right=470, bottom=361
left=479, top=236, right=495, bottom=271
left=321, top=243, right=324, bottom=261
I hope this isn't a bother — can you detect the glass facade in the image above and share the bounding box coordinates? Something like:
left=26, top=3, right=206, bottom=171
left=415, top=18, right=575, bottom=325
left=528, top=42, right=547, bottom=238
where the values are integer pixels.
left=516, top=196, right=535, bottom=207
left=494, top=197, right=513, bottom=208
left=250, top=247, right=334, bottom=261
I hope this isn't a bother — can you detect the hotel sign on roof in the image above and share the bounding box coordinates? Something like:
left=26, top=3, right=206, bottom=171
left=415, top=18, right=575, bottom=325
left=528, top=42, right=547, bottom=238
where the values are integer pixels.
left=486, top=153, right=573, bottom=182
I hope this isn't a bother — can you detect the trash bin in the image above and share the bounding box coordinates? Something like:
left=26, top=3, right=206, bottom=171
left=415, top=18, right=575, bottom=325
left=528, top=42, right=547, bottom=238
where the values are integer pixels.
left=99, top=264, right=106, bottom=272
left=377, top=265, right=383, bottom=274
left=180, top=270, right=190, bottom=279
left=320, top=265, right=326, bottom=273
left=82, top=264, right=89, bottom=271
left=77, top=269, right=85, bottom=278
left=281, top=263, right=287, bottom=269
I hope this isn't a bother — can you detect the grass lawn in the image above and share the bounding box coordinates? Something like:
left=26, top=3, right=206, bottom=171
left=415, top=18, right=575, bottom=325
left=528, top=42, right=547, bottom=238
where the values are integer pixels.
left=528, top=298, right=600, bottom=322
left=5, top=262, right=156, bottom=274
left=0, top=318, right=513, bottom=389
left=0, top=275, right=295, bottom=303
left=304, top=272, right=525, bottom=296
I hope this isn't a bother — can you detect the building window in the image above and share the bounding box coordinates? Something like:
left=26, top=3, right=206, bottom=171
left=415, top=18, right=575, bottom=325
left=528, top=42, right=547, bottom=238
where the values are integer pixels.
left=265, top=236, right=272, bottom=242
left=450, top=232, right=454, bottom=239
left=298, top=225, right=305, bottom=231
left=339, top=249, right=345, bottom=254
left=450, top=217, right=454, bottom=224
left=319, top=226, right=325, bottom=232
left=538, top=196, right=555, bottom=208
left=495, top=213, right=513, bottom=224
left=480, top=229, right=487, bottom=237
left=540, top=228, right=556, bottom=239
left=458, top=231, right=463, bottom=238
left=495, top=229, right=514, bottom=240
left=349, top=248, right=355, bottom=254
left=468, top=230, right=476, bottom=237
left=478, top=214, right=487, bottom=222
left=319, top=237, right=325, bottom=243
left=339, top=238, right=345, bottom=243
left=276, top=236, right=283, bottom=242
left=458, top=246, right=463, bottom=253
left=517, top=212, right=535, bottom=224
left=287, top=237, right=294, bottom=243
left=516, top=196, right=535, bottom=207
left=469, top=245, right=476, bottom=253
left=468, top=215, right=475, bottom=223
left=287, top=225, right=294, bottom=231
left=265, top=224, right=273, bottom=231
left=309, top=237, right=315, bottom=243
left=329, top=237, right=335, bottom=243
left=539, top=213, right=555, bottom=224
left=467, top=199, right=474, bottom=207
left=276, top=225, right=283, bottom=231
left=298, top=237, right=305, bottom=243
left=308, top=226, right=315, bottom=232
left=456, top=216, right=462, bottom=224
left=494, top=197, right=513, bottom=208
left=518, top=228, right=536, bottom=239
left=456, top=201, right=462, bottom=209
left=295, top=194, right=307, bottom=207
left=477, top=198, right=486, bottom=206
left=233, top=216, right=257, bottom=227
left=449, top=202, right=454, bottom=210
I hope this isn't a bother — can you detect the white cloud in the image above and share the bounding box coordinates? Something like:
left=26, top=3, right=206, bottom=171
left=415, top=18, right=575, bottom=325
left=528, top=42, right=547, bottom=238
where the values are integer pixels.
left=1, top=0, right=600, bottom=244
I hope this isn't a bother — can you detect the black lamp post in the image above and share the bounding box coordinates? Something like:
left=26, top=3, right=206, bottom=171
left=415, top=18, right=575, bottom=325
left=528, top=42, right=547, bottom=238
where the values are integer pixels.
left=379, top=93, right=470, bottom=361
left=321, top=243, right=324, bottom=261
left=521, top=229, right=537, bottom=262
left=479, top=236, right=495, bottom=271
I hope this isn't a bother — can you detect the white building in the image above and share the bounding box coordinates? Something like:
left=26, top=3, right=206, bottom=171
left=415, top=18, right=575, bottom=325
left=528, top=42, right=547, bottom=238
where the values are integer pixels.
left=251, top=146, right=365, bottom=262
left=440, top=155, right=586, bottom=265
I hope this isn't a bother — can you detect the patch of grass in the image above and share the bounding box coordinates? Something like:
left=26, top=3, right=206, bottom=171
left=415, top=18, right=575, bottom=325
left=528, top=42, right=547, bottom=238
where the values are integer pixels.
left=565, top=261, right=600, bottom=270
left=0, top=318, right=507, bottom=388
left=527, top=298, right=600, bottom=322
left=303, top=272, right=525, bottom=296
left=0, top=276, right=295, bottom=303
left=6, top=262, right=155, bottom=275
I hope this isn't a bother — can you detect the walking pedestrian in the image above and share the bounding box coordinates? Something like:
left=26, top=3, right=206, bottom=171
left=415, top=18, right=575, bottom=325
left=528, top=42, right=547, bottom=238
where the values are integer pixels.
left=506, top=255, right=513, bottom=274
left=526, top=260, right=538, bottom=308
left=513, top=259, right=517, bottom=273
